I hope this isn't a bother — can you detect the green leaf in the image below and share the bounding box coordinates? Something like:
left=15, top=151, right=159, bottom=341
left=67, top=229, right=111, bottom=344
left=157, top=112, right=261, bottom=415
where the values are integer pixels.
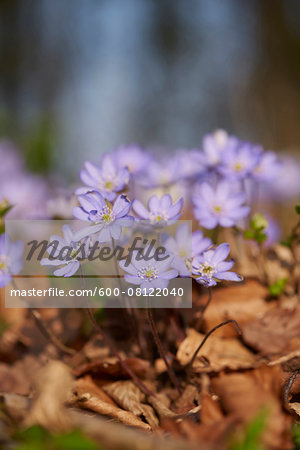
left=52, top=430, right=99, bottom=450
left=295, top=203, right=300, bottom=215
left=13, top=426, right=100, bottom=450
left=0, top=199, right=13, bottom=218
left=269, top=278, right=287, bottom=297
left=229, top=409, right=268, bottom=450
left=250, top=213, right=268, bottom=232
left=244, top=230, right=254, bottom=240
left=292, top=423, right=300, bottom=449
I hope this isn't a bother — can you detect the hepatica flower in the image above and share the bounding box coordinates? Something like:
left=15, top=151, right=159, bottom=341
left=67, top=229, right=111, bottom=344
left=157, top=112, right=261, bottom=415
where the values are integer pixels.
left=41, top=225, right=90, bottom=277
left=73, top=192, right=134, bottom=242
left=113, top=144, right=152, bottom=176
left=193, top=180, right=250, bottom=229
left=162, top=223, right=212, bottom=276
left=133, top=194, right=183, bottom=226
left=252, top=151, right=281, bottom=183
left=192, top=243, right=242, bottom=287
left=0, top=233, right=24, bottom=287
left=219, top=142, right=261, bottom=180
left=77, top=153, right=130, bottom=201
left=195, top=129, right=239, bottom=169
left=119, top=245, right=178, bottom=292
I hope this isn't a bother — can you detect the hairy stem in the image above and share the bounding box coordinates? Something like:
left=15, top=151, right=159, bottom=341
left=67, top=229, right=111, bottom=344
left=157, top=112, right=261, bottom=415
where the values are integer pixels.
left=146, top=299, right=182, bottom=395
left=86, top=307, right=154, bottom=397
left=195, top=288, right=212, bottom=330
left=79, top=266, right=154, bottom=396
left=12, top=279, right=75, bottom=355
left=188, top=319, right=242, bottom=369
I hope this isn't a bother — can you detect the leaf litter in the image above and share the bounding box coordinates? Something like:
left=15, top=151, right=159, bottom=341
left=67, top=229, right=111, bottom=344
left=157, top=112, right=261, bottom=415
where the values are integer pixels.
left=0, top=279, right=300, bottom=449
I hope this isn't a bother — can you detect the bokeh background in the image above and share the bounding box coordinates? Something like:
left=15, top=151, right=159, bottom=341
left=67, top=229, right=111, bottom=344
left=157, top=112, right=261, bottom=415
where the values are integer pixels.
left=0, top=0, right=300, bottom=180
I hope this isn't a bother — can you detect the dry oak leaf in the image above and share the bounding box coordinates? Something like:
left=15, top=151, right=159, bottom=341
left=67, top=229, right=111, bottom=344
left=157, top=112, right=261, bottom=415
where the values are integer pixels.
left=177, top=328, right=257, bottom=372
left=103, top=380, right=159, bottom=429
left=194, top=280, right=270, bottom=337
left=24, top=360, right=74, bottom=432
left=289, top=402, right=300, bottom=417
left=0, top=355, right=42, bottom=395
left=74, top=390, right=152, bottom=431
left=173, top=385, right=200, bottom=415
left=242, top=304, right=300, bottom=355
left=73, top=357, right=151, bottom=379
left=211, top=368, right=292, bottom=450
left=75, top=376, right=116, bottom=406
left=0, top=392, right=31, bottom=421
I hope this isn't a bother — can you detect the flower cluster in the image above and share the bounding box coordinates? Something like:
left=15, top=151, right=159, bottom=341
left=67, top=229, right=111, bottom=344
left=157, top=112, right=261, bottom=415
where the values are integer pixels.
left=0, top=233, right=23, bottom=287
left=35, top=130, right=294, bottom=287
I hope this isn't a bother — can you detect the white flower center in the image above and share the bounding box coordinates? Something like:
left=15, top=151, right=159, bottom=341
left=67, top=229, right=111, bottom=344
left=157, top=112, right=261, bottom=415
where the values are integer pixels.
left=179, top=249, right=187, bottom=257
left=199, top=261, right=217, bottom=280
left=99, top=206, right=115, bottom=224
left=99, top=178, right=116, bottom=192
left=137, top=266, right=159, bottom=281
left=149, top=210, right=168, bottom=224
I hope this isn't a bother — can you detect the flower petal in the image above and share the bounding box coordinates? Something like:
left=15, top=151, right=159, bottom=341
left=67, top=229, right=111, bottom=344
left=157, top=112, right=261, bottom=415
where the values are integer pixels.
left=211, top=243, right=230, bottom=264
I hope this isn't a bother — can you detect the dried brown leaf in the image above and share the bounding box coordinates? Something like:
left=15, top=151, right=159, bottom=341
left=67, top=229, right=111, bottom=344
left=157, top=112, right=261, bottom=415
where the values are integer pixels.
left=0, top=392, right=30, bottom=421
left=103, top=380, right=159, bottom=429
left=0, top=355, right=42, bottom=395
left=75, top=391, right=152, bottom=431
left=289, top=402, right=300, bottom=416
left=211, top=367, right=291, bottom=449
left=148, top=395, right=177, bottom=419
left=200, top=392, right=224, bottom=425
left=73, top=357, right=151, bottom=379
left=173, top=385, right=200, bottom=415
left=177, top=329, right=257, bottom=372
left=24, top=360, right=74, bottom=432
left=242, top=305, right=300, bottom=355
left=75, top=376, right=116, bottom=406
left=194, top=281, right=270, bottom=337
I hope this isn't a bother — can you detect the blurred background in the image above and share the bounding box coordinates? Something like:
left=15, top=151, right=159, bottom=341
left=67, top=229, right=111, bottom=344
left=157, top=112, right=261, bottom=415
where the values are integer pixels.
left=0, top=0, right=300, bottom=180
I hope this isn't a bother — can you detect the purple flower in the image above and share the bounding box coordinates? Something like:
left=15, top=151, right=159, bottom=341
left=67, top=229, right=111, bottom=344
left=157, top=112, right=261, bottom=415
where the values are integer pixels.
left=139, top=158, right=178, bottom=188
left=252, top=151, right=281, bottom=183
left=0, top=140, right=24, bottom=178
left=195, top=129, right=239, bottom=168
left=162, top=224, right=212, bottom=276
left=133, top=194, right=183, bottom=226
left=77, top=153, right=130, bottom=201
left=0, top=174, right=49, bottom=219
left=73, top=192, right=134, bottom=242
left=119, top=245, right=178, bottom=292
left=264, top=216, right=281, bottom=247
left=261, top=156, right=300, bottom=201
left=193, top=180, right=250, bottom=229
left=113, top=144, right=152, bottom=175
left=41, top=225, right=90, bottom=277
left=219, top=141, right=261, bottom=180
left=0, top=233, right=24, bottom=287
left=140, top=151, right=204, bottom=188
left=192, top=243, right=242, bottom=287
